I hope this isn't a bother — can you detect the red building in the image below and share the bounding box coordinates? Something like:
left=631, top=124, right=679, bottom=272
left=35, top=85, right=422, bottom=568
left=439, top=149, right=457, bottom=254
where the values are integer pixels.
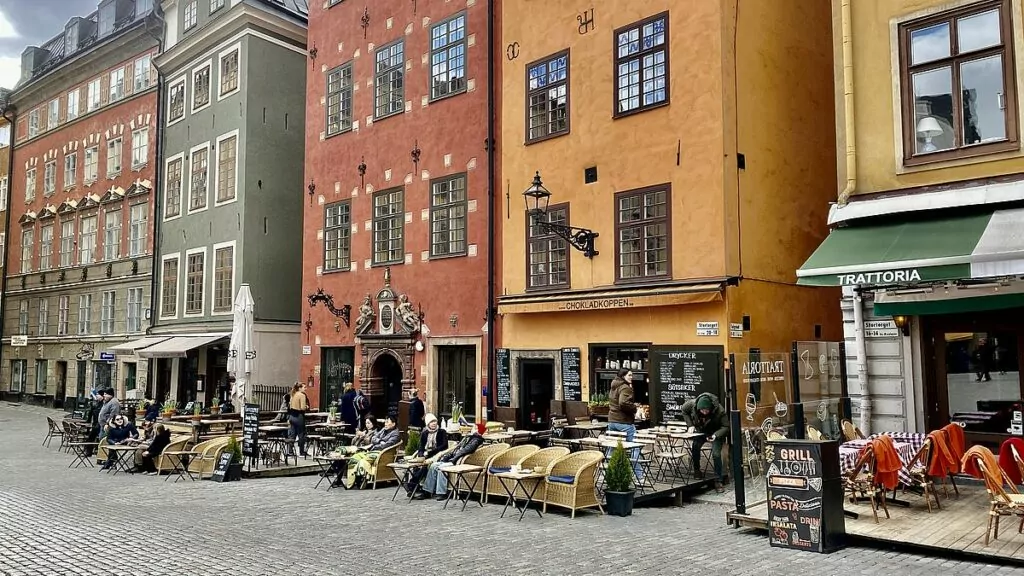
left=301, top=0, right=499, bottom=419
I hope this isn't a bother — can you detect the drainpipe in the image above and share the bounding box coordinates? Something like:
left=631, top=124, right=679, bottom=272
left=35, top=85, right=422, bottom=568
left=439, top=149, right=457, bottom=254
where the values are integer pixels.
left=836, top=0, right=857, bottom=206
left=143, top=10, right=166, bottom=399
left=484, top=0, right=496, bottom=422
left=853, top=289, right=871, bottom=434
left=0, top=103, right=17, bottom=397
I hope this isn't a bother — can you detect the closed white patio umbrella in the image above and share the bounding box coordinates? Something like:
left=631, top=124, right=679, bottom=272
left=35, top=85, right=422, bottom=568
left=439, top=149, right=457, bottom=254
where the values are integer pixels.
left=228, top=284, right=256, bottom=403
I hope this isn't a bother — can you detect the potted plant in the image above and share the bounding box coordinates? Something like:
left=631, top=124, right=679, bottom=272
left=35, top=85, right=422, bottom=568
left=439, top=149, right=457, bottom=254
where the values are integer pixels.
left=191, top=403, right=203, bottom=422
left=135, top=399, right=149, bottom=418
left=161, top=401, right=178, bottom=419
left=588, top=393, right=610, bottom=416
left=604, top=440, right=635, bottom=517
left=225, top=436, right=244, bottom=481
left=328, top=406, right=338, bottom=424
left=404, top=429, right=421, bottom=458
left=210, top=402, right=221, bottom=416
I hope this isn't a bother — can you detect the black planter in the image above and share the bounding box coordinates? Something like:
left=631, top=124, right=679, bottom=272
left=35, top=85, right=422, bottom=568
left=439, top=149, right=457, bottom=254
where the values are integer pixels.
left=227, top=462, right=243, bottom=482
left=605, top=490, right=635, bottom=517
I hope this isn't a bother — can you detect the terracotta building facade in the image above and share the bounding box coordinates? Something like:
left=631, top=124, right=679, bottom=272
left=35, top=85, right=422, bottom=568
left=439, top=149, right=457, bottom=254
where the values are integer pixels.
left=301, top=0, right=499, bottom=418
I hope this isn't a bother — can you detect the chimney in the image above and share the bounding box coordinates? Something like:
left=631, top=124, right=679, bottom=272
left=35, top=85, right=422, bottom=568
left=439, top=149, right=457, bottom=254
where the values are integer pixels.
left=19, top=47, right=50, bottom=83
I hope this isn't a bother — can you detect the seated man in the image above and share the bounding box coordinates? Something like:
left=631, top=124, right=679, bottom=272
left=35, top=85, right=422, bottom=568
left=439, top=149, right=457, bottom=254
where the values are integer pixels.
left=681, top=392, right=730, bottom=493
left=414, top=427, right=485, bottom=501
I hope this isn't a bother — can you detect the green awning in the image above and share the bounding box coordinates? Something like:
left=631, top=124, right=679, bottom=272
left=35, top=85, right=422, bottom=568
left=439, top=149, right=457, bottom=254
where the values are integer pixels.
left=873, top=292, right=1024, bottom=316
left=796, top=213, right=992, bottom=287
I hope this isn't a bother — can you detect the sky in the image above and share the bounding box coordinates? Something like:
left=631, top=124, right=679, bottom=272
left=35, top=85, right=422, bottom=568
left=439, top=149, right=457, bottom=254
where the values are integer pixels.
left=0, top=0, right=99, bottom=89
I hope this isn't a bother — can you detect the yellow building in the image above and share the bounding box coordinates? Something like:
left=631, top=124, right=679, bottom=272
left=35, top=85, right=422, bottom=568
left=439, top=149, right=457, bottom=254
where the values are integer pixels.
left=496, top=1, right=841, bottom=428
left=798, top=0, right=1024, bottom=446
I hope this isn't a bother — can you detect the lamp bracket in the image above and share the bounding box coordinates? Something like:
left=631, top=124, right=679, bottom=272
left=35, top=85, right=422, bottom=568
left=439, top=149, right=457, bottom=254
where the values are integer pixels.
left=530, top=213, right=599, bottom=258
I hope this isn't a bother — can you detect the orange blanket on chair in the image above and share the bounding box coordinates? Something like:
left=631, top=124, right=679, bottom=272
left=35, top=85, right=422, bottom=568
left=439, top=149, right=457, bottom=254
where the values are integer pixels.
left=998, top=437, right=1024, bottom=485
left=942, top=424, right=965, bottom=463
left=926, top=430, right=957, bottom=477
left=870, top=435, right=903, bottom=490
left=961, top=445, right=1000, bottom=481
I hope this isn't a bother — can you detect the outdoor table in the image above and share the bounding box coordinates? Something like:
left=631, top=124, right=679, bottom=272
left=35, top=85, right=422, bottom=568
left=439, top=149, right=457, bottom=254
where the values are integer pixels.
left=163, top=450, right=200, bottom=483
left=388, top=460, right=427, bottom=502
left=840, top=439, right=915, bottom=507
left=313, top=455, right=349, bottom=490
left=105, top=445, right=138, bottom=476
left=565, top=423, right=606, bottom=438
left=483, top=433, right=513, bottom=444
left=494, top=471, right=546, bottom=521
left=67, top=442, right=98, bottom=469
left=441, top=464, right=485, bottom=511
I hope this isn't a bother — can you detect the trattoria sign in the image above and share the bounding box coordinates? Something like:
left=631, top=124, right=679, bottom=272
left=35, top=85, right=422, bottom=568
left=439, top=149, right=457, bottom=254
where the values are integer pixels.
left=837, top=269, right=921, bottom=286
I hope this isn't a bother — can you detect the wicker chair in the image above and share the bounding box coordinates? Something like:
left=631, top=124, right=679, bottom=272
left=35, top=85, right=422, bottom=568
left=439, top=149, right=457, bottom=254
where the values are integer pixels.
left=43, top=417, right=65, bottom=448
left=457, top=443, right=510, bottom=501
left=483, top=444, right=540, bottom=502
left=188, top=436, right=234, bottom=478
left=543, top=450, right=605, bottom=518
left=495, top=446, right=569, bottom=504
left=365, top=443, right=402, bottom=489
left=967, top=449, right=1024, bottom=545
left=155, top=435, right=194, bottom=474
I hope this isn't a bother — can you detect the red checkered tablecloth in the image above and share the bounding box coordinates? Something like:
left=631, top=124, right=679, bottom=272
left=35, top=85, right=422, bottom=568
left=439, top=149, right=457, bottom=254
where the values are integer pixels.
left=840, top=439, right=915, bottom=486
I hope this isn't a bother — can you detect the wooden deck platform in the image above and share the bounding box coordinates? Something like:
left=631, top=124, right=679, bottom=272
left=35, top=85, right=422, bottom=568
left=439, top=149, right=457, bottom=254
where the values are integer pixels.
left=243, top=459, right=322, bottom=479
left=727, top=485, right=1024, bottom=565
left=632, top=478, right=715, bottom=506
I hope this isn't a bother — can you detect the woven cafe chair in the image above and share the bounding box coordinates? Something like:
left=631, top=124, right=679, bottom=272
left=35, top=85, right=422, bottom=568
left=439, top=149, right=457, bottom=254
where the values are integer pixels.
left=966, top=448, right=1024, bottom=545
left=498, top=446, right=571, bottom=504
left=844, top=445, right=889, bottom=523
left=481, top=444, right=540, bottom=503
left=457, top=443, right=510, bottom=502
left=905, top=437, right=941, bottom=513
left=543, top=450, right=605, bottom=518
left=43, top=417, right=65, bottom=449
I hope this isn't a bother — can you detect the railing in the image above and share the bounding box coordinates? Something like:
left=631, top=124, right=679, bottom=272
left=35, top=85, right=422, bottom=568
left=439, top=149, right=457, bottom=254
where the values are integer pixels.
left=251, top=384, right=290, bottom=411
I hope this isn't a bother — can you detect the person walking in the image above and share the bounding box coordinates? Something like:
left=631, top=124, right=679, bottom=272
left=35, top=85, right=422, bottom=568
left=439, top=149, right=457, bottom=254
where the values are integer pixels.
left=96, top=388, right=121, bottom=441
left=339, top=383, right=358, bottom=434
left=409, top=388, right=426, bottom=430
left=607, top=368, right=642, bottom=480
left=288, top=382, right=310, bottom=458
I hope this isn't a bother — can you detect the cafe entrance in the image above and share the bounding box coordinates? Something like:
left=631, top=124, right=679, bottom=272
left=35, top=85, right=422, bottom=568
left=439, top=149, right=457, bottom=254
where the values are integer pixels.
left=518, top=359, right=555, bottom=430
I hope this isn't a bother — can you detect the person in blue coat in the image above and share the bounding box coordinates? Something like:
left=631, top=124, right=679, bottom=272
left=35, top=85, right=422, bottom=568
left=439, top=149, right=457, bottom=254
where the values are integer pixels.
left=339, top=383, right=358, bottom=434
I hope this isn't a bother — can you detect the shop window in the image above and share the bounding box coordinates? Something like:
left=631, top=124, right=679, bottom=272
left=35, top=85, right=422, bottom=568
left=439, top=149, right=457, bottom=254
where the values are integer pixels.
left=437, top=345, right=475, bottom=418
left=944, top=331, right=1021, bottom=434
left=589, top=344, right=649, bottom=403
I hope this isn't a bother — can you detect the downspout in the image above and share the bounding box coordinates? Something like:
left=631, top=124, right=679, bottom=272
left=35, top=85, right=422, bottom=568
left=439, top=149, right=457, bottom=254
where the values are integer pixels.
left=145, top=11, right=166, bottom=338
left=853, top=290, right=871, bottom=434
left=485, top=0, right=496, bottom=421
left=0, top=104, right=17, bottom=396
left=836, top=0, right=857, bottom=206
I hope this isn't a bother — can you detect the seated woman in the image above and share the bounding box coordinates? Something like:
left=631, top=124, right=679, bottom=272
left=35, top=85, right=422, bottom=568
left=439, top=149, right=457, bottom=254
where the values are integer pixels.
left=140, top=425, right=172, bottom=475
left=350, top=415, right=380, bottom=449
left=100, top=415, right=139, bottom=470
left=341, top=416, right=401, bottom=488
left=404, top=414, right=449, bottom=495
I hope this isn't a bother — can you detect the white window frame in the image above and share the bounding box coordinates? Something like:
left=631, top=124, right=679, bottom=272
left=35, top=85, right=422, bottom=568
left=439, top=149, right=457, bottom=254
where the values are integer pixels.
left=128, top=203, right=148, bottom=257
left=104, top=208, right=121, bottom=261
left=37, top=298, right=49, bottom=337
left=25, top=168, right=36, bottom=203
left=66, top=89, right=80, bottom=121
left=0, top=233, right=5, bottom=268
left=214, top=130, right=239, bottom=206
left=100, top=290, right=116, bottom=335
left=191, top=60, right=213, bottom=114
left=77, top=294, right=92, bottom=335
left=0, top=176, right=7, bottom=211
left=211, top=240, right=236, bottom=315
left=39, top=224, right=53, bottom=271
left=28, top=109, right=40, bottom=138
left=184, top=0, right=198, bottom=31
left=57, top=295, right=69, bottom=336
left=167, top=76, right=187, bottom=125
left=160, top=253, right=181, bottom=320
left=163, top=152, right=185, bottom=221
left=64, top=152, right=77, bottom=190
left=17, top=300, right=28, bottom=334
left=133, top=54, right=152, bottom=92
left=59, top=220, right=75, bottom=267
left=84, top=146, right=99, bottom=184
left=211, top=0, right=226, bottom=13
left=87, top=79, right=102, bottom=112
left=187, top=142, right=211, bottom=214
left=78, top=214, right=97, bottom=265
left=47, top=99, right=60, bottom=130
left=184, top=247, right=206, bottom=318
left=43, top=161, right=56, bottom=196
left=107, top=137, right=122, bottom=178
left=131, top=128, right=149, bottom=170
left=20, top=228, right=33, bottom=273
left=218, top=44, right=242, bottom=100
left=109, top=67, right=126, bottom=103
left=127, top=287, right=144, bottom=333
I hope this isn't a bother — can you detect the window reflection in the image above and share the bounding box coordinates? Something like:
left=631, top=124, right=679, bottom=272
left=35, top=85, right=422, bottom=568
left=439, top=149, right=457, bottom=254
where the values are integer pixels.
left=946, top=332, right=1020, bottom=434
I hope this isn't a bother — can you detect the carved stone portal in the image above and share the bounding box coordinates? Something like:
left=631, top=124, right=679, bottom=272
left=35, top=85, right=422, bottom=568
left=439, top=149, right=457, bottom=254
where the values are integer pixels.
left=354, top=267, right=422, bottom=337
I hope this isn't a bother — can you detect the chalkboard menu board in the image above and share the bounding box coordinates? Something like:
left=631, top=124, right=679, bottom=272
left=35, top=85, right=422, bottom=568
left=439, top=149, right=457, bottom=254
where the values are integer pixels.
left=650, top=346, right=722, bottom=425
left=210, top=452, right=233, bottom=483
left=495, top=348, right=511, bottom=408
left=242, top=403, right=260, bottom=461
left=767, top=439, right=845, bottom=553
left=560, top=348, right=582, bottom=402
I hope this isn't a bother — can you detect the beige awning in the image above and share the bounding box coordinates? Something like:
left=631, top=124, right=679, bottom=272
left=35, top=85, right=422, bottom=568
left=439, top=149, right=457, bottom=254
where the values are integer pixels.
left=497, top=283, right=723, bottom=314
left=137, top=333, right=230, bottom=358
left=110, top=336, right=171, bottom=355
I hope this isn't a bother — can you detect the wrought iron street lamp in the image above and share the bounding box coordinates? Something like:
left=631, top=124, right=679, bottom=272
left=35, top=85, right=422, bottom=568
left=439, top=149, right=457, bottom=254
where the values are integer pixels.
left=522, top=171, right=599, bottom=258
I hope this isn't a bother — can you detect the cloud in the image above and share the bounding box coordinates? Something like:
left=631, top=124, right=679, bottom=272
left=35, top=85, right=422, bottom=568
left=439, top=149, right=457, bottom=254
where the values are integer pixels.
left=0, top=9, right=17, bottom=39
left=0, top=56, right=18, bottom=89
left=0, top=0, right=105, bottom=89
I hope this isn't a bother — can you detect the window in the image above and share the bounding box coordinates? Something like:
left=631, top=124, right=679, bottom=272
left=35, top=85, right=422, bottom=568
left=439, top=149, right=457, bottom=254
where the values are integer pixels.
left=216, top=134, right=237, bottom=203
left=324, top=201, right=351, bottom=272
left=131, top=128, right=149, bottom=168
left=101, top=291, right=116, bottom=335
left=64, top=153, right=77, bottom=189
left=527, top=204, right=569, bottom=289
left=10, top=360, right=26, bottom=392
left=57, top=296, right=69, bottom=336
left=169, top=80, right=186, bottom=122
left=60, top=221, right=75, bottom=267
left=0, top=123, right=9, bottom=147
left=430, top=174, right=467, bottom=257
left=25, top=168, right=36, bottom=202
left=47, top=99, right=59, bottom=130
left=220, top=49, right=239, bottom=96
left=374, top=41, right=405, bottom=119
left=213, top=244, right=234, bottom=313
left=614, top=13, right=669, bottom=116
left=616, top=186, right=670, bottom=281
left=78, top=294, right=92, bottom=335
left=161, top=256, right=179, bottom=318
left=211, top=0, right=226, bottom=13
left=84, top=146, right=98, bottom=183
left=35, top=360, right=47, bottom=394
left=104, top=209, right=121, bottom=261
left=164, top=157, right=183, bottom=218
left=20, top=229, right=33, bottom=273
left=127, top=287, right=143, bottom=332
left=99, top=1, right=115, bottom=35
left=107, top=138, right=122, bottom=177
left=185, top=251, right=205, bottom=315
left=0, top=233, right=5, bottom=266
left=184, top=1, right=198, bottom=30
left=326, top=63, right=354, bottom=136
left=129, top=203, right=147, bottom=257
left=193, top=65, right=211, bottom=110
left=430, top=14, right=467, bottom=100
left=0, top=176, right=6, bottom=210
left=372, top=188, right=404, bottom=264
left=66, top=23, right=79, bottom=53
left=133, top=55, right=152, bottom=91
left=527, top=51, right=570, bottom=143
left=29, top=109, right=39, bottom=137
left=87, top=79, right=101, bottom=112
left=67, top=90, right=80, bottom=121
left=109, top=68, right=125, bottom=102
left=79, top=215, right=97, bottom=265
left=39, top=225, right=53, bottom=271
left=189, top=145, right=209, bottom=211
left=17, top=300, right=28, bottom=334
left=37, top=298, right=49, bottom=337
left=43, top=161, right=56, bottom=196
left=436, top=346, right=477, bottom=419
left=900, top=1, right=1016, bottom=164
left=136, top=0, right=154, bottom=14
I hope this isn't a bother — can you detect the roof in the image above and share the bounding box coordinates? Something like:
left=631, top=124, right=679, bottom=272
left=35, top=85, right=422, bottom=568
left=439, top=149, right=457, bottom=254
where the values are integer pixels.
left=250, top=0, right=309, bottom=22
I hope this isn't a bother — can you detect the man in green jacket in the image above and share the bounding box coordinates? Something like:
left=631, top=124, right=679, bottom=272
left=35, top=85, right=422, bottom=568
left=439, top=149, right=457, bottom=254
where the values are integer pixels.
left=681, top=392, right=729, bottom=493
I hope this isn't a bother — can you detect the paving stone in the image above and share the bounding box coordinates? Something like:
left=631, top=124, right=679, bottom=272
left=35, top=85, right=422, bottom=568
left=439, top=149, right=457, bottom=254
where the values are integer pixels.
left=0, top=403, right=1010, bottom=575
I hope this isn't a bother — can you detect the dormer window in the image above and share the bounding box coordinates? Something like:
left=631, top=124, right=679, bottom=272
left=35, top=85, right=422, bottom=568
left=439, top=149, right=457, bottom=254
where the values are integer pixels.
left=65, top=21, right=79, bottom=54
left=98, top=1, right=115, bottom=37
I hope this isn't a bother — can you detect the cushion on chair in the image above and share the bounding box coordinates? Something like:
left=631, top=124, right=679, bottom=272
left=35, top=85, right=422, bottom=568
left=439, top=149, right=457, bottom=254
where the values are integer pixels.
left=548, top=474, right=576, bottom=484
left=489, top=466, right=512, bottom=474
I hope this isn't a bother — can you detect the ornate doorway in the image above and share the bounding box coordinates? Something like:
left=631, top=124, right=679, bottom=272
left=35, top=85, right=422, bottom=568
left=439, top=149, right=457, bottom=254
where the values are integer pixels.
left=370, top=353, right=404, bottom=421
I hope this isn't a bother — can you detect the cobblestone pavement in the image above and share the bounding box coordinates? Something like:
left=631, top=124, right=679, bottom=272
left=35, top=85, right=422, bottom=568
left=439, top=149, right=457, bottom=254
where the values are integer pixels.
left=0, top=404, right=1017, bottom=576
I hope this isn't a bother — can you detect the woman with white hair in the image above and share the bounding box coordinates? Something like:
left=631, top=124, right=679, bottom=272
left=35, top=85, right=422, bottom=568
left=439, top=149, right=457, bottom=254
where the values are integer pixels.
left=404, top=413, right=448, bottom=495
